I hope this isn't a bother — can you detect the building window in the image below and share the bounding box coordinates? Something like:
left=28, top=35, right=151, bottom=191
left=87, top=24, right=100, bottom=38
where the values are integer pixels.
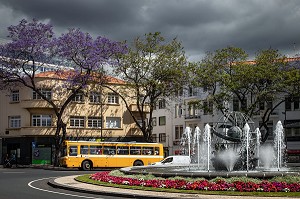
left=259, top=121, right=273, bottom=139
left=241, top=98, right=247, bottom=111
left=151, top=134, right=157, bottom=142
left=108, top=93, right=119, bottom=104
left=137, top=119, right=145, bottom=127
left=285, top=97, right=292, bottom=111
left=175, top=104, right=179, bottom=118
left=11, top=90, right=19, bottom=102
left=106, top=117, right=121, bottom=128
left=259, top=101, right=265, bottom=110
left=158, top=99, right=166, bottom=109
left=233, top=97, right=239, bottom=111
left=177, top=88, right=183, bottom=97
left=266, top=99, right=272, bottom=109
left=9, top=116, right=21, bottom=128
left=152, top=117, right=157, bottom=126
left=179, top=104, right=183, bottom=117
left=203, top=100, right=213, bottom=115
left=70, top=116, right=85, bottom=127
left=88, top=117, right=102, bottom=128
left=286, top=96, right=300, bottom=110
left=32, top=115, right=52, bottom=126
left=159, top=116, right=166, bottom=126
left=72, top=92, right=84, bottom=102
left=159, top=133, right=166, bottom=142
left=175, top=104, right=183, bottom=118
left=89, top=92, right=101, bottom=103
left=33, top=89, right=52, bottom=100
left=189, top=87, right=193, bottom=97
left=294, top=97, right=300, bottom=110
left=175, top=125, right=184, bottom=139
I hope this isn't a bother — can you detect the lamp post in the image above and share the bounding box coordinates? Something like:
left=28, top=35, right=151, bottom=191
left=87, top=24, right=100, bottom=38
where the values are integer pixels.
left=282, top=110, right=288, bottom=148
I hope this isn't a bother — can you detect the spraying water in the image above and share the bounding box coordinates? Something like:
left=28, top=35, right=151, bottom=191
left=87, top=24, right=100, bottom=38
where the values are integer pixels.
left=255, top=128, right=261, bottom=167
left=193, top=126, right=201, bottom=168
left=179, top=112, right=286, bottom=172
left=274, top=121, right=286, bottom=170
left=203, top=124, right=211, bottom=171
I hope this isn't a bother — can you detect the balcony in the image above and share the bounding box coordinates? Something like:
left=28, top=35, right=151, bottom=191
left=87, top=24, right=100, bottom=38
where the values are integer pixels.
left=129, top=104, right=150, bottom=113
left=20, top=99, right=54, bottom=109
left=184, top=115, right=201, bottom=120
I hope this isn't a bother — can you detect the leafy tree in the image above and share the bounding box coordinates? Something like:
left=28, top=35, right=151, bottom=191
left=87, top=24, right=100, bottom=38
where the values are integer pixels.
left=191, top=46, right=249, bottom=114
left=192, top=46, right=298, bottom=142
left=0, top=19, right=126, bottom=165
left=108, top=32, right=189, bottom=142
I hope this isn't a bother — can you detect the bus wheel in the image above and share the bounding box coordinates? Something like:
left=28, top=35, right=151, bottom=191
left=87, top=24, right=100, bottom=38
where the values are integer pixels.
left=82, top=160, right=92, bottom=170
left=133, top=160, right=144, bottom=166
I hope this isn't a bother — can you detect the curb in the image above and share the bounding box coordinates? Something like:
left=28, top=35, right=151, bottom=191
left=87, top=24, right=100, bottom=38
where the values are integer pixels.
left=47, top=178, right=173, bottom=199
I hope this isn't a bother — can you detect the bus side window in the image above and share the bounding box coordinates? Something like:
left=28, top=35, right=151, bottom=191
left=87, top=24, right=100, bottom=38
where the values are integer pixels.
left=90, top=146, right=97, bottom=154
left=69, top=146, right=78, bottom=156
left=142, top=147, right=154, bottom=155
left=103, top=146, right=116, bottom=155
left=117, top=146, right=129, bottom=155
left=96, top=146, right=102, bottom=154
left=154, top=147, right=160, bottom=155
left=80, top=145, right=89, bottom=155
left=130, top=146, right=141, bottom=155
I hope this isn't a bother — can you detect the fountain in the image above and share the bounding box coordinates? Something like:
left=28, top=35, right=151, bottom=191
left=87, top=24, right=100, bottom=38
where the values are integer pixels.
left=121, top=112, right=300, bottom=179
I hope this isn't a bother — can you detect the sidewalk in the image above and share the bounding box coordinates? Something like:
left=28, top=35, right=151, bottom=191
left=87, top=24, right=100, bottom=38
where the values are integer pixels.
left=48, top=175, right=300, bottom=199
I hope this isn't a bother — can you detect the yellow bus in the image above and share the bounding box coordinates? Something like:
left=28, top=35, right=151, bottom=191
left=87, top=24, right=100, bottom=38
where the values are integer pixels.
left=59, top=140, right=164, bottom=170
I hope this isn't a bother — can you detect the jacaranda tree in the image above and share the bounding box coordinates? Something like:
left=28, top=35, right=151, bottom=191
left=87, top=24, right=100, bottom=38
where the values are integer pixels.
left=0, top=19, right=127, bottom=165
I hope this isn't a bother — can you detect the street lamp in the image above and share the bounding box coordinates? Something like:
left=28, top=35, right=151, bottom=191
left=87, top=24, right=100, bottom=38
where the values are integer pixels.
left=282, top=110, right=288, bottom=147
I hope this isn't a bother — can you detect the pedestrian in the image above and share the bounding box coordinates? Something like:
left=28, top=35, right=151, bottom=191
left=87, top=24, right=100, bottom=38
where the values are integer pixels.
left=3, top=154, right=11, bottom=168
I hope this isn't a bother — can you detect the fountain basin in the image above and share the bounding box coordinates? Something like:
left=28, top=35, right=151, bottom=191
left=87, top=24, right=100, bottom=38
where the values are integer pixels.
left=120, top=165, right=300, bottom=180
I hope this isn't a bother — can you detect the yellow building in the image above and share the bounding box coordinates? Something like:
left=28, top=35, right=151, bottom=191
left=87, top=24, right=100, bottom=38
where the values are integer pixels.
left=0, top=71, right=144, bottom=165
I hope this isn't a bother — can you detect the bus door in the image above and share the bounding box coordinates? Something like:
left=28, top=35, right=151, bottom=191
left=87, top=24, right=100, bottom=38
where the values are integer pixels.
left=68, top=145, right=80, bottom=167
left=69, top=145, right=78, bottom=156
left=103, top=146, right=117, bottom=167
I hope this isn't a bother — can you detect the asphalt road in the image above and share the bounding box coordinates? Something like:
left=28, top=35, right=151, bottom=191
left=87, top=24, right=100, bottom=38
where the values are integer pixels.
left=0, top=167, right=131, bottom=199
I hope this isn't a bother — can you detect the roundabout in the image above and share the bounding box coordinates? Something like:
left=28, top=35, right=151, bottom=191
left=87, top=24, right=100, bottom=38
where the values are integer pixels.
left=120, top=165, right=300, bottom=179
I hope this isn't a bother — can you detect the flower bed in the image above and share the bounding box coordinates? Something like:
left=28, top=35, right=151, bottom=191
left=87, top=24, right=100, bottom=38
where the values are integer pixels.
left=90, top=171, right=300, bottom=192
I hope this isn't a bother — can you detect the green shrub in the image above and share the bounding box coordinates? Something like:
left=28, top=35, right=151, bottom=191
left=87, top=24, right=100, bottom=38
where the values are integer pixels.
left=270, top=176, right=300, bottom=184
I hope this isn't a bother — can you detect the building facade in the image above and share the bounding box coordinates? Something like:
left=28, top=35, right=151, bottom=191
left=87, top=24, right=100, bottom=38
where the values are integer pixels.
left=0, top=71, right=144, bottom=165
left=152, top=81, right=300, bottom=163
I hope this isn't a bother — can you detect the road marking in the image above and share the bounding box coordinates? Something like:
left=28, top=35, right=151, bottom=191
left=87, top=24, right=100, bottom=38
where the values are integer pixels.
left=28, top=177, right=104, bottom=199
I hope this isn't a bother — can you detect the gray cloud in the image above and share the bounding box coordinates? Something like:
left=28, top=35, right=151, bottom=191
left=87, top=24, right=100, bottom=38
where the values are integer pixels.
left=1, top=0, right=300, bottom=60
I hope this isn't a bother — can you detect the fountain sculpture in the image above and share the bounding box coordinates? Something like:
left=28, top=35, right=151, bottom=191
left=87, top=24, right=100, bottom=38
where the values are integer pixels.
left=179, top=111, right=287, bottom=172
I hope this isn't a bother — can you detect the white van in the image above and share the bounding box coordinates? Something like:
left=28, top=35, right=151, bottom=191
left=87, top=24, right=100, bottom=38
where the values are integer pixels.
left=152, top=155, right=191, bottom=166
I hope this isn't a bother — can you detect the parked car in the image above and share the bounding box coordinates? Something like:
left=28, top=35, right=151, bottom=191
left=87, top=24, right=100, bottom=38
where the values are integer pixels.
left=151, top=155, right=191, bottom=166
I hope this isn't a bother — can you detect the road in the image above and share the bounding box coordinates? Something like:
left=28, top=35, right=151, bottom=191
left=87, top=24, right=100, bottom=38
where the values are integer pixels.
left=0, top=167, right=131, bottom=199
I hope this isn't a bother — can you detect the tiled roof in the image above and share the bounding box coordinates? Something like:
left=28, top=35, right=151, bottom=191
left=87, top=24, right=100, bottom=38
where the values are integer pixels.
left=35, top=70, right=125, bottom=84
left=244, top=56, right=300, bottom=65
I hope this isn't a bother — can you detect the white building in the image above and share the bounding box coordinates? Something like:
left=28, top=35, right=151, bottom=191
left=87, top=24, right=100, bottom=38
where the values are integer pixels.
left=152, top=83, right=300, bottom=163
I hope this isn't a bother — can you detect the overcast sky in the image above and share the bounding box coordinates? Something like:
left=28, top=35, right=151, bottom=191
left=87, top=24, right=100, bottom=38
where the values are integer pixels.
left=0, top=0, right=300, bottom=61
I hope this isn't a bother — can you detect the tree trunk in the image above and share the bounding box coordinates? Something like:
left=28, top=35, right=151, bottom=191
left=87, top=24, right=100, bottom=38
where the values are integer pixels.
left=53, top=119, right=67, bottom=166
